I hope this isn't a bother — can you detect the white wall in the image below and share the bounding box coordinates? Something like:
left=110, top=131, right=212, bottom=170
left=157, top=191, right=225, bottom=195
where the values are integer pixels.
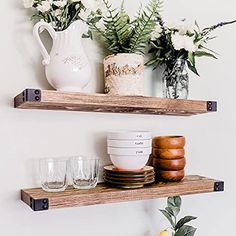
left=0, top=0, right=235, bottom=235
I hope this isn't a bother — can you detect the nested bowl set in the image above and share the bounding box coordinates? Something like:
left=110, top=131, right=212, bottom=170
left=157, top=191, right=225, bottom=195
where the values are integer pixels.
left=152, top=136, right=186, bottom=181
left=104, top=131, right=187, bottom=188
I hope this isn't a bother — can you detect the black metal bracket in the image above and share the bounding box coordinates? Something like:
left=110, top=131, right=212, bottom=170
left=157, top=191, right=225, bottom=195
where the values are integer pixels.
left=30, top=198, right=49, bottom=211
left=214, top=181, right=224, bottom=192
left=23, top=89, right=41, bottom=102
left=207, top=101, right=217, bottom=112
left=14, top=89, right=41, bottom=108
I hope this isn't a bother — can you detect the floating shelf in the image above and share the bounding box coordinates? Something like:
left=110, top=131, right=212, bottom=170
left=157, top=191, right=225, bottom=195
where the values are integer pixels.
left=14, top=89, right=217, bottom=116
left=21, top=175, right=223, bottom=211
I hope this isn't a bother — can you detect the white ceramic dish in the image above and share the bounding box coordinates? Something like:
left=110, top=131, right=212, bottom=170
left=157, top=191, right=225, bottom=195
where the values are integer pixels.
left=107, top=131, right=152, bottom=140
left=110, top=155, right=149, bottom=170
left=107, top=139, right=151, bottom=148
left=107, top=147, right=152, bottom=156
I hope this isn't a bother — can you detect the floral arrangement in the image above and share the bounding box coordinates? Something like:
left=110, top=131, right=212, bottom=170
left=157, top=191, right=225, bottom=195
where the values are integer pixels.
left=88, top=0, right=161, bottom=54
left=23, top=0, right=104, bottom=31
left=159, top=196, right=197, bottom=236
left=147, top=18, right=236, bottom=75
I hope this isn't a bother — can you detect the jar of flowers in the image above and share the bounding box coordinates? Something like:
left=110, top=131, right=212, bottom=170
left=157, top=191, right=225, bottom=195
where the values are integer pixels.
left=147, top=18, right=236, bottom=99
left=23, top=0, right=104, bottom=92
left=88, top=0, right=161, bottom=96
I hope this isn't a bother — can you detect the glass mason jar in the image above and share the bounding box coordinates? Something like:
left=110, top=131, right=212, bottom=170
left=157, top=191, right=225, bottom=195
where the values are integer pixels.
left=163, top=59, right=189, bottom=99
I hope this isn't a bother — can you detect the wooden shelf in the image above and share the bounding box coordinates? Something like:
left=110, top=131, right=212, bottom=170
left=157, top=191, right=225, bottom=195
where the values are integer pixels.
left=14, top=89, right=217, bottom=116
left=21, top=175, right=223, bottom=211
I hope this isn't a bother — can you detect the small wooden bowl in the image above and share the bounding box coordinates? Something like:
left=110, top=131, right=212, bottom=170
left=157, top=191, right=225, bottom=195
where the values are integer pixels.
left=158, top=169, right=185, bottom=182
left=153, top=136, right=186, bottom=149
left=152, top=148, right=185, bottom=159
left=152, top=157, right=186, bottom=171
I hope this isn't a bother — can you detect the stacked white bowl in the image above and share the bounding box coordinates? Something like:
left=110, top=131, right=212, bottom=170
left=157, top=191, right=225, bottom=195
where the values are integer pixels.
left=107, top=131, right=152, bottom=171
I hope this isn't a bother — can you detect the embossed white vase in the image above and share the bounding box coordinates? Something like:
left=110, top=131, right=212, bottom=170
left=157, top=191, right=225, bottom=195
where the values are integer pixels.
left=104, top=53, right=144, bottom=96
left=33, top=20, right=91, bottom=92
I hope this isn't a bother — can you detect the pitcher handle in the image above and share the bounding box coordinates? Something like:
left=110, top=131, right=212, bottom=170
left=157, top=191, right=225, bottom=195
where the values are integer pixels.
left=33, top=21, right=56, bottom=66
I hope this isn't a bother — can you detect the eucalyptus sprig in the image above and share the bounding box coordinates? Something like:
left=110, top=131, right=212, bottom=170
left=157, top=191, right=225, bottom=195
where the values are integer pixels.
left=88, top=0, right=161, bottom=54
left=160, top=196, right=197, bottom=236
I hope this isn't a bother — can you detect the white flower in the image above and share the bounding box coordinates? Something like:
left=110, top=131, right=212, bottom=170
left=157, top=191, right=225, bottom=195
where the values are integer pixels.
left=184, top=36, right=197, bottom=52
left=178, top=21, right=194, bottom=35
left=23, top=0, right=34, bottom=8
left=171, top=33, right=197, bottom=52
left=36, top=1, right=51, bottom=13
left=171, top=33, right=185, bottom=50
left=166, top=20, right=194, bottom=35
left=150, top=23, right=163, bottom=40
left=54, top=0, right=67, bottom=8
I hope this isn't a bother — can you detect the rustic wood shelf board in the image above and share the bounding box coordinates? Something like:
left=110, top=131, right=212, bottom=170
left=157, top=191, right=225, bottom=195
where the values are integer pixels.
left=21, top=175, right=224, bottom=211
left=14, top=89, right=217, bottom=116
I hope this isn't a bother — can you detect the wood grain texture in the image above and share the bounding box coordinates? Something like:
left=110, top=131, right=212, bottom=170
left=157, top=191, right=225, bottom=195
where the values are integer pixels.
left=21, top=175, right=223, bottom=211
left=14, top=89, right=217, bottom=116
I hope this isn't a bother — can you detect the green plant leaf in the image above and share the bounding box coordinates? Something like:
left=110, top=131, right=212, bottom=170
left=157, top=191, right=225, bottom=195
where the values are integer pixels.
left=168, top=196, right=182, bottom=208
left=188, top=52, right=195, bottom=66
left=159, top=209, right=175, bottom=228
left=129, top=0, right=161, bottom=53
left=175, top=225, right=197, bottom=236
left=187, top=60, right=200, bottom=76
left=165, top=207, right=175, bottom=216
left=194, top=51, right=218, bottom=59
left=175, top=216, right=197, bottom=230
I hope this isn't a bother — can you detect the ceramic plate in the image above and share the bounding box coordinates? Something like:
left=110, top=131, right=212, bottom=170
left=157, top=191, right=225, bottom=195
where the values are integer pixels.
left=104, top=171, right=155, bottom=179
left=104, top=178, right=155, bottom=186
left=104, top=175, right=155, bottom=183
left=104, top=165, right=154, bottom=174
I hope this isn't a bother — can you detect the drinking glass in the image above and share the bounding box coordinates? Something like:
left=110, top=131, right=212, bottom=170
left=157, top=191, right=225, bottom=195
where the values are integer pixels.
left=69, top=157, right=99, bottom=189
left=39, top=158, right=68, bottom=192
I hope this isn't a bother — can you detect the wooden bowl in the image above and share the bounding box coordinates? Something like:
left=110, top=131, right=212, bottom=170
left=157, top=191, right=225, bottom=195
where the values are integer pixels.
left=158, top=169, right=185, bottom=182
left=152, top=148, right=185, bottom=159
left=152, top=157, right=186, bottom=171
left=152, top=136, right=186, bottom=149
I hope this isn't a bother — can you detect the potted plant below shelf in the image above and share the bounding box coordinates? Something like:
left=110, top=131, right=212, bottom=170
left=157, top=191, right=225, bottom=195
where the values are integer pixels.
left=147, top=18, right=236, bottom=99
left=158, top=196, right=197, bottom=236
left=87, top=0, right=161, bottom=96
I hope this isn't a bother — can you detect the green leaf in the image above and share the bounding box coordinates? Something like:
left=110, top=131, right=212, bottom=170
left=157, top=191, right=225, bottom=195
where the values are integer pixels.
left=165, top=207, right=175, bottom=216
left=129, top=0, right=161, bottom=53
left=175, top=216, right=197, bottom=230
left=188, top=52, right=195, bottom=66
left=187, top=60, right=200, bottom=76
left=194, top=51, right=218, bottom=59
left=168, top=196, right=182, bottom=208
left=159, top=209, right=175, bottom=228
left=175, top=225, right=197, bottom=236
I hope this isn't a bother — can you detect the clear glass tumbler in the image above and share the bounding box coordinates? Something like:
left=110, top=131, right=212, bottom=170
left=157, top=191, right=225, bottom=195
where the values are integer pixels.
left=69, top=157, right=99, bottom=189
left=39, top=158, right=68, bottom=192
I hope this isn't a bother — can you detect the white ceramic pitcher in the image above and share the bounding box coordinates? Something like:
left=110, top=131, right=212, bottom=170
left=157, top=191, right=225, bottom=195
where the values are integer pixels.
left=33, top=20, right=91, bottom=92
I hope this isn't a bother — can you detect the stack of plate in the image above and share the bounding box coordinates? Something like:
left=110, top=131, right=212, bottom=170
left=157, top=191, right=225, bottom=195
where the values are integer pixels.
left=104, top=165, right=155, bottom=188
